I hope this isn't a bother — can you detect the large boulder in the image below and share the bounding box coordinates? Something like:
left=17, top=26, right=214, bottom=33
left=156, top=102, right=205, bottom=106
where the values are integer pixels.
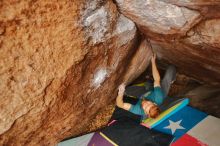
left=1, top=0, right=220, bottom=145
left=116, top=0, right=201, bottom=36
left=160, top=0, right=220, bottom=19
left=0, top=0, right=146, bottom=145
left=116, top=0, right=220, bottom=84
left=123, top=39, right=153, bottom=85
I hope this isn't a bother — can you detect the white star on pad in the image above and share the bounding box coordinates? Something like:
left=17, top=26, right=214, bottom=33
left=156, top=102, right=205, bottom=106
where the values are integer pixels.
left=164, top=120, right=185, bottom=134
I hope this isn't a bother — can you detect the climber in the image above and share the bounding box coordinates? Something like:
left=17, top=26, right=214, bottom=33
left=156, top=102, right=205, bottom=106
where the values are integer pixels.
left=116, top=54, right=176, bottom=119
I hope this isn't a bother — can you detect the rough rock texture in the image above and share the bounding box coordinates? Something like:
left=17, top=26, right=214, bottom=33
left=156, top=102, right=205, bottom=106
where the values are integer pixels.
left=161, top=0, right=220, bottom=19
left=123, top=39, right=153, bottom=85
left=116, top=0, right=220, bottom=84
left=183, top=85, right=220, bottom=118
left=1, top=0, right=220, bottom=145
left=0, top=0, right=143, bottom=145
left=116, top=0, right=201, bottom=36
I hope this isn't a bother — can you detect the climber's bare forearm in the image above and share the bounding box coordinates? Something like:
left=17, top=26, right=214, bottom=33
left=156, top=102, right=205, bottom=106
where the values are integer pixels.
left=116, top=94, right=124, bottom=108
left=116, top=84, right=132, bottom=111
left=116, top=95, right=131, bottom=111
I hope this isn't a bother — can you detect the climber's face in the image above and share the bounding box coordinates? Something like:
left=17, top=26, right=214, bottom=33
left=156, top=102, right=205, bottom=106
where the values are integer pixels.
left=141, top=100, right=155, bottom=115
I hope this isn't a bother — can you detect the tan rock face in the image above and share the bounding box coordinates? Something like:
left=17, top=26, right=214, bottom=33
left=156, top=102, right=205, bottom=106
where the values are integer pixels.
left=160, top=0, right=220, bottom=18
left=116, top=0, right=201, bottom=36
left=1, top=0, right=220, bottom=145
left=116, top=0, right=220, bottom=84
left=0, top=0, right=141, bottom=145
left=123, top=39, right=153, bottom=85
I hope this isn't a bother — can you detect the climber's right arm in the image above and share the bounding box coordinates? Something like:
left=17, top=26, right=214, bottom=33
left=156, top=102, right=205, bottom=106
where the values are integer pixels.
left=151, top=54, right=161, bottom=87
left=116, top=84, right=131, bottom=111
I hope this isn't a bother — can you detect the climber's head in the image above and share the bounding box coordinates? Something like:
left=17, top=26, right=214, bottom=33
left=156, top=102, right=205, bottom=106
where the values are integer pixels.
left=141, top=99, right=160, bottom=118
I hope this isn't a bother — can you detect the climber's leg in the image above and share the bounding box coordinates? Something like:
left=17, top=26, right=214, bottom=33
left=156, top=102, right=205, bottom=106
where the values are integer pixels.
left=161, top=65, right=176, bottom=97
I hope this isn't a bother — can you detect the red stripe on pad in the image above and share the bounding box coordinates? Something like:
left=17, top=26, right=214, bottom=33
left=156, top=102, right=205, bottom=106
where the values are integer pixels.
left=171, top=134, right=208, bottom=146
